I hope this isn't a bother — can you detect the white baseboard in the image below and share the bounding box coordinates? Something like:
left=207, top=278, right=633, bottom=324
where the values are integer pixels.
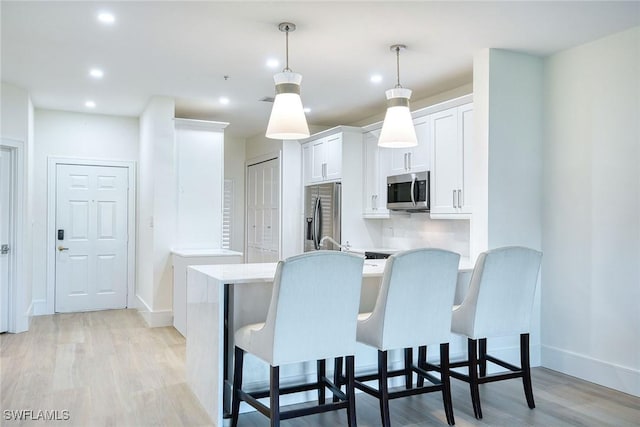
left=32, top=299, right=48, bottom=316
left=542, top=344, right=640, bottom=397
left=136, top=295, right=173, bottom=328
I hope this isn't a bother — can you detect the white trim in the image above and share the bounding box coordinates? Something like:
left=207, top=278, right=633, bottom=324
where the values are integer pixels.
left=173, top=118, right=229, bottom=131
left=542, top=344, right=640, bottom=397
left=0, top=138, right=26, bottom=333
left=32, top=299, right=47, bottom=316
left=46, top=157, right=137, bottom=315
left=246, top=151, right=279, bottom=168
left=136, top=295, right=173, bottom=327
left=297, top=125, right=362, bottom=144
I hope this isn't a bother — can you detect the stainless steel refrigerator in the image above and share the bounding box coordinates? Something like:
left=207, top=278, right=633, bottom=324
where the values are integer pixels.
left=304, top=182, right=341, bottom=252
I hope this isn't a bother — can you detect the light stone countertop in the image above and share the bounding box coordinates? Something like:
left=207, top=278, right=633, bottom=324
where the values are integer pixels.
left=171, top=248, right=243, bottom=257
left=190, top=259, right=387, bottom=284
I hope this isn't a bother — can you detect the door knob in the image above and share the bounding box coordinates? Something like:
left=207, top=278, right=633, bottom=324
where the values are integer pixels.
left=58, top=246, right=69, bottom=252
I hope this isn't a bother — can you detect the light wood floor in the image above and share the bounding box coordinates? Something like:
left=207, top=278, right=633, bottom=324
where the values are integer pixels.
left=1, top=310, right=638, bottom=426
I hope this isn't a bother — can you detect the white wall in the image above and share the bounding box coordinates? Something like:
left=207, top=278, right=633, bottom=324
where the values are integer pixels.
left=472, top=49, right=544, bottom=365
left=32, top=109, right=139, bottom=313
left=174, top=121, right=225, bottom=249
left=280, top=140, right=303, bottom=258
left=137, top=97, right=175, bottom=325
left=224, top=136, right=246, bottom=253
left=541, top=26, right=640, bottom=396
left=0, top=82, right=34, bottom=332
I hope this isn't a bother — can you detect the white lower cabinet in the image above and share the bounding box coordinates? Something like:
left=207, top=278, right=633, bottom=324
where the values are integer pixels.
left=430, top=103, right=473, bottom=216
left=172, top=249, right=242, bottom=337
left=362, top=130, right=390, bottom=218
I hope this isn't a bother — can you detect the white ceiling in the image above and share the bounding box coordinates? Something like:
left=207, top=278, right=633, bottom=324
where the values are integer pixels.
left=2, top=1, right=638, bottom=138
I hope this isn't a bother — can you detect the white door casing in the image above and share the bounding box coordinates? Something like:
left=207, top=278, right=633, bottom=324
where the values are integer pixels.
left=0, top=148, right=13, bottom=332
left=54, top=164, right=128, bottom=313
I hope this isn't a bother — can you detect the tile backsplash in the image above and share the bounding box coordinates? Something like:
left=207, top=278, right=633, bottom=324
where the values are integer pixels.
left=381, top=213, right=470, bottom=257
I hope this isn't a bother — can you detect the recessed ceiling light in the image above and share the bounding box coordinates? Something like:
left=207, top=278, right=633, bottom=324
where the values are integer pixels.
left=219, top=97, right=230, bottom=105
left=303, top=107, right=311, bottom=113
left=85, top=101, right=96, bottom=108
left=370, top=74, right=383, bottom=84
left=89, top=68, right=104, bottom=79
left=266, top=58, right=280, bottom=69
left=97, top=12, right=115, bottom=24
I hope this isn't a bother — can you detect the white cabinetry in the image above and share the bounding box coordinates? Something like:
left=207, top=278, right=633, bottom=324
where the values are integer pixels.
left=430, top=103, right=473, bottom=216
left=303, top=134, right=342, bottom=185
left=362, top=130, right=391, bottom=218
left=387, top=116, right=430, bottom=175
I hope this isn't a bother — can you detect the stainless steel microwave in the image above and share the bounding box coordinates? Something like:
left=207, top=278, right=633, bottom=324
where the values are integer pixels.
left=386, top=171, right=430, bottom=211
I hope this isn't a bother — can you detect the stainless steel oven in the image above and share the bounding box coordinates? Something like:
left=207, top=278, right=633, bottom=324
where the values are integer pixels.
left=386, top=171, right=430, bottom=211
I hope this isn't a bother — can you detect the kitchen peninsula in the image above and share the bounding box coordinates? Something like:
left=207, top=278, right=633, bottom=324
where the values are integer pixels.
left=185, top=258, right=472, bottom=425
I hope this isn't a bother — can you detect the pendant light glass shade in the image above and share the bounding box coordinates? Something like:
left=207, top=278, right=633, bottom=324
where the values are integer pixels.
left=378, top=87, right=417, bottom=148
left=378, top=44, right=417, bottom=148
left=266, top=71, right=310, bottom=139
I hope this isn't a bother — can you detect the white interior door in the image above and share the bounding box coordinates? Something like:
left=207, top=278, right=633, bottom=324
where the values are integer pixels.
left=55, top=164, right=129, bottom=313
left=0, top=148, right=12, bottom=332
left=246, top=158, right=280, bottom=263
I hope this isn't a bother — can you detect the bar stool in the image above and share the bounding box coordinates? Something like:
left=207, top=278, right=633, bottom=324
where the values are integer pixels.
left=447, top=246, right=542, bottom=419
left=353, top=248, right=460, bottom=426
left=231, top=251, right=364, bottom=427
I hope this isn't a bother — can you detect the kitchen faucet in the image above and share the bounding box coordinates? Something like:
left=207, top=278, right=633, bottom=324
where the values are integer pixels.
left=319, top=236, right=351, bottom=251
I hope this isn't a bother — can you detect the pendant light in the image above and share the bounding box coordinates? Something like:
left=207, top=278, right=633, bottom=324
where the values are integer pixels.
left=378, top=44, right=418, bottom=148
left=265, top=22, right=310, bottom=140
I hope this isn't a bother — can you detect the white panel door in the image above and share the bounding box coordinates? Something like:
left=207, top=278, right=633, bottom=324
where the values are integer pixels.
left=324, top=134, right=342, bottom=181
left=0, top=148, right=12, bottom=332
left=410, top=117, right=430, bottom=172
left=55, top=164, right=128, bottom=312
left=310, top=138, right=325, bottom=183
left=246, top=159, right=280, bottom=263
left=430, top=108, right=459, bottom=214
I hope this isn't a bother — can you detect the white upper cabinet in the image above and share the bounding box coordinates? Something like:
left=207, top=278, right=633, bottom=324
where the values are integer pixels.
left=302, top=134, right=343, bottom=185
left=362, top=130, right=390, bottom=218
left=387, top=116, right=430, bottom=175
left=430, top=103, right=473, bottom=216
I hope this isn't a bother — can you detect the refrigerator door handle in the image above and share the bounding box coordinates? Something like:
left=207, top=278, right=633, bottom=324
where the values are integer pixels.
left=313, top=196, right=322, bottom=249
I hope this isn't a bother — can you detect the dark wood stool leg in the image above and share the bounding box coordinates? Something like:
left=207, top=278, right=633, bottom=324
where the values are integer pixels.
left=317, top=359, right=326, bottom=404
left=440, top=343, right=455, bottom=426
left=404, top=347, right=414, bottom=389
left=378, top=350, right=391, bottom=427
left=333, top=357, right=343, bottom=403
left=345, top=355, right=357, bottom=427
left=520, top=333, right=536, bottom=409
left=479, top=338, right=487, bottom=377
left=417, top=345, right=427, bottom=387
left=468, top=338, right=483, bottom=419
left=231, top=346, right=244, bottom=427
left=270, top=365, right=280, bottom=427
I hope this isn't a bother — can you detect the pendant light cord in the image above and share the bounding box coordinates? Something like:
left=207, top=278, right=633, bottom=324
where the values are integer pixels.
left=284, top=25, right=291, bottom=72
left=395, top=46, right=401, bottom=88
